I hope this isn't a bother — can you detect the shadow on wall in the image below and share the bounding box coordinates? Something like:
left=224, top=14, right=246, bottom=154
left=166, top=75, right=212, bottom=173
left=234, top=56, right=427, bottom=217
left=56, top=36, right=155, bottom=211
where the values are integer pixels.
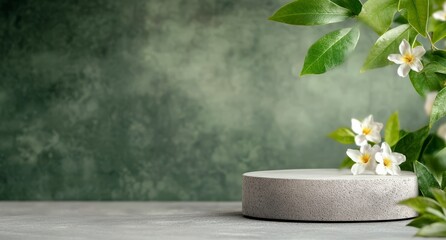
left=0, top=0, right=425, bottom=200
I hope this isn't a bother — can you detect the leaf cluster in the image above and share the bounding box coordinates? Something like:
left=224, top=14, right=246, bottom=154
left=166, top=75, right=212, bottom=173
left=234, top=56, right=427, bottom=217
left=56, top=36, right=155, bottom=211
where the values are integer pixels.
left=270, top=0, right=446, bottom=128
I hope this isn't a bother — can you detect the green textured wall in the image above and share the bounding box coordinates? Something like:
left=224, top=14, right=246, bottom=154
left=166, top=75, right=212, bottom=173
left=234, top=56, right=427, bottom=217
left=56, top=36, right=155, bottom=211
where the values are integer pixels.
left=0, top=0, right=427, bottom=200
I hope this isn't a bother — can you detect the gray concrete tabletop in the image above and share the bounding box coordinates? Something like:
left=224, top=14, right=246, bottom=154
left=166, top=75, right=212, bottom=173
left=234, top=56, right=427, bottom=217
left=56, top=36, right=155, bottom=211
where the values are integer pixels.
left=0, top=202, right=436, bottom=240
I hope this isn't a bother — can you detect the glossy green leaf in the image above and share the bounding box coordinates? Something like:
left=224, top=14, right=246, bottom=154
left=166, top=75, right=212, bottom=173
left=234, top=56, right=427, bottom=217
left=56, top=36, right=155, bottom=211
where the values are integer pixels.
left=417, top=222, right=446, bottom=237
left=339, top=156, right=354, bottom=169
left=432, top=188, right=446, bottom=208
left=442, top=172, right=446, bottom=189
left=331, top=0, right=362, bottom=15
left=408, top=214, right=445, bottom=228
left=430, top=19, right=446, bottom=43
left=409, top=71, right=445, bottom=97
left=422, top=134, right=446, bottom=156
left=394, top=126, right=430, bottom=171
left=358, top=0, right=399, bottom=35
left=398, top=0, right=429, bottom=37
left=361, top=24, right=417, bottom=72
left=426, top=207, right=446, bottom=220
left=400, top=196, right=442, bottom=213
left=394, top=14, right=408, bottom=24
left=328, top=127, right=355, bottom=144
left=269, top=0, right=353, bottom=26
left=400, top=129, right=409, bottom=139
left=385, top=112, right=400, bottom=146
left=301, top=27, right=360, bottom=75
left=414, top=161, right=441, bottom=198
left=430, top=87, right=446, bottom=128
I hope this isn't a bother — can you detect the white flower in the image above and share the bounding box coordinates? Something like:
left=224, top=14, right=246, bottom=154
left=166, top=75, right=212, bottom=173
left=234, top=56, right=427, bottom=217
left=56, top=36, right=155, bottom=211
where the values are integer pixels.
left=388, top=39, right=425, bottom=77
left=375, top=142, right=406, bottom=175
left=351, top=115, right=383, bottom=146
left=347, top=144, right=381, bottom=175
left=433, top=3, right=446, bottom=21
left=424, top=91, right=438, bottom=116
left=438, top=123, right=446, bottom=142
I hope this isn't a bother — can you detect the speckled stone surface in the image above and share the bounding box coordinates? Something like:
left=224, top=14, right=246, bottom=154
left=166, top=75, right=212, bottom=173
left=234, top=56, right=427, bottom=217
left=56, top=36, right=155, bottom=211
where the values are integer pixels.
left=243, top=169, right=418, bottom=221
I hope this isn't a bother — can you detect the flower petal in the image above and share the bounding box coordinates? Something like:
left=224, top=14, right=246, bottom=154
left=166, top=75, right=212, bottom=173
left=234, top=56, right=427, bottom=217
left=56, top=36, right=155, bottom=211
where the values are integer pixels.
left=363, top=115, right=373, bottom=125
left=366, top=157, right=376, bottom=170
left=346, top=149, right=361, bottom=162
left=392, top=152, right=406, bottom=164
left=366, top=132, right=382, bottom=144
left=390, top=165, right=401, bottom=175
left=351, top=118, right=362, bottom=134
left=397, top=64, right=411, bottom=77
left=376, top=164, right=387, bottom=175
left=412, top=46, right=426, bottom=58
left=424, top=91, right=438, bottom=116
left=375, top=152, right=384, bottom=163
left=351, top=163, right=365, bottom=175
left=388, top=54, right=404, bottom=64
left=437, top=123, right=446, bottom=141
left=409, top=58, right=423, bottom=72
left=399, top=39, right=411, bottom=55
left=381, top=142, right=392, bottom=155
left=355, top=134, right=367, bottom=146
left=374, top=122, right=384, bottom=131
left=433, top=11, right=446, bottom=21
left=360, top=144, right=371, bottom=154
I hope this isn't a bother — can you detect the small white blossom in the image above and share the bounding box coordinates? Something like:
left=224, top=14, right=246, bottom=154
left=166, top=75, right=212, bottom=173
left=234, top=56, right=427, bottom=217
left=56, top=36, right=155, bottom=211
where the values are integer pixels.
left=433, top=3, right=446, bottom=21
left=438, top=123, right=446, bottom=142
left=347, top=144, right=381, bottom=175
left=351, top=115, right=383, bottom=146
left=375, top=142, right=406, bottom=176
left=388, top=39, right=425, bottom=77
left=424, top=91, right=438, bottom=116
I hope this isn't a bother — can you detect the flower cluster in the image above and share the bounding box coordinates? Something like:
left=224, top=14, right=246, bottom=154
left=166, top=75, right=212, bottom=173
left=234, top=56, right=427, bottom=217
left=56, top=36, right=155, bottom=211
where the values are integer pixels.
left=346, top=115, right=406, bottom=176
left=388, top=39, right=425, bottom=78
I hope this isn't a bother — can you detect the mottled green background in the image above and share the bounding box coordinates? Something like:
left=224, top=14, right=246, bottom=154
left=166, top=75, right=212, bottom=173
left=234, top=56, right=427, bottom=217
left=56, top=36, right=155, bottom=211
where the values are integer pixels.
left=0, top=0, right=427, bottom=200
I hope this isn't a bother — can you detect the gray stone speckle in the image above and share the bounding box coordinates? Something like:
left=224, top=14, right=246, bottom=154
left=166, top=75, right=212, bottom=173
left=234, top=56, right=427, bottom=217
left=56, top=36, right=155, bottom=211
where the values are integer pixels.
left=0, top=202, right=429, bottom=240
left=243, top=169, right=418, bottom=221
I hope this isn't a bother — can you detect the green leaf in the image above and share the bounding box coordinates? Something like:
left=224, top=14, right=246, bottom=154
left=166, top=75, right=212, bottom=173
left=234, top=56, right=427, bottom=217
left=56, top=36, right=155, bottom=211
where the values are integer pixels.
left=400, top=196, right=442, bottom=213
left=393, top=14, right=408, bottom=24
left=430, top=87, right=446, bottom=128
left=432, top=188, right=446, bottom=208
left=400, top=129, right=409, bottom=139
left=442, top=172, right=446, bottom=189
left=409, top=71, right=445, bottom=97
left=331, top=0, right=362, bottom=15
left=414, top=161, right=441, bottom=198
left=301, top=27, right=360, bottom=75
left=358, top=0, right=399, bottom=35
left=408, top=214, right=445, bottom=228
left=410, top=51, right=446, bottom=96
left=430, top=19, right=446, bottom=43
left=269, top=0, right=353, bottom=26
left=339, top=156, right=354, bottom=169
left=385, top=112, right=400, bottom=146
left=361, top=24, right=417, bottom=72
left=398, top=0, right=430, bottom=37
left=394, top=126, right=430, bottom=171
left=417, top=222, right=446, bottom=237
left=421, top=135, right=446, bottom=179
left=426, top=207, right=446, bottom=220
left=328, top=127, right=355, bottom=144
left=422, top=134, right=446, bottom=156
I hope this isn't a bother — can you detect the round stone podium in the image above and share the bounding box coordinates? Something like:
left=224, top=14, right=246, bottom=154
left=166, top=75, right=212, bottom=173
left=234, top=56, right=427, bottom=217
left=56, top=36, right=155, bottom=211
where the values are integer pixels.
left=242, top=169, right=418, bottom=222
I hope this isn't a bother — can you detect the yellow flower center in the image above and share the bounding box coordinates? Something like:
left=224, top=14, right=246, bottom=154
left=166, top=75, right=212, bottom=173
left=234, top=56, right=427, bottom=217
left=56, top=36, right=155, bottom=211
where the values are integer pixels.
left=362, top=127, right=372, bottom=135
left=360, top=154, right=371, bottom=164
left=402, top=54, right=414, bottom=64
left=384, top=158, right=392, bottom=168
